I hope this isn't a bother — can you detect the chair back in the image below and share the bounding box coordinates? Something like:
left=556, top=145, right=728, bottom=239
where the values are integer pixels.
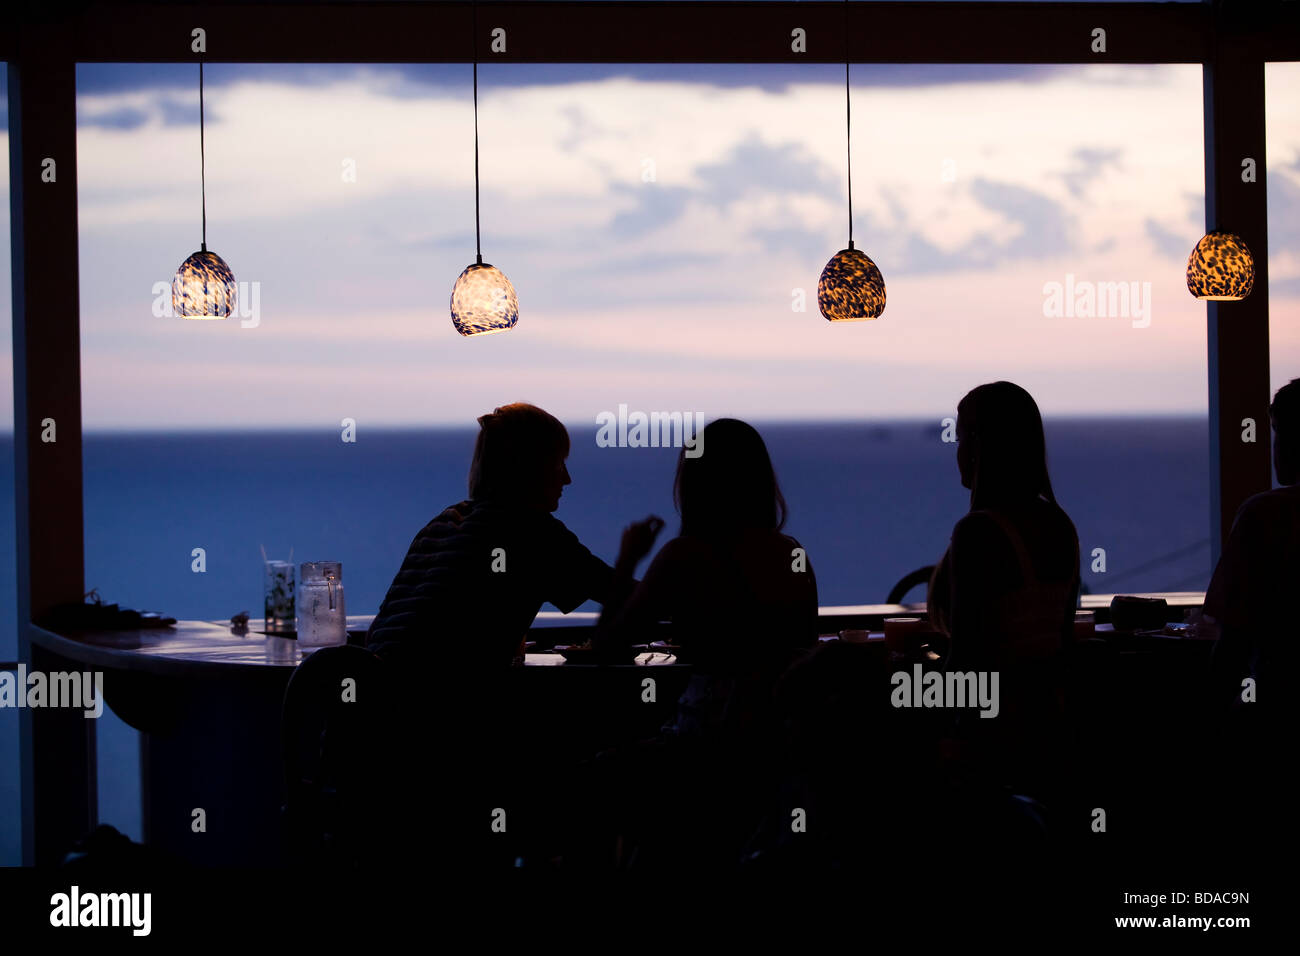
left=281, top=644, right=397, bottom=866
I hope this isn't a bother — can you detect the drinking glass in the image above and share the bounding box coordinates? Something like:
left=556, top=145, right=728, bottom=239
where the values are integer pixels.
left=297, top=561, right=346, bottom=647
left=264, top=561, right=295, bottom=635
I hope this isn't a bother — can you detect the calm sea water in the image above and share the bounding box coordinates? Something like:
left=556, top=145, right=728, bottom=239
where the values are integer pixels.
left=78, top=418, right=1214, bottom=617
left=0, top=419, right=1216, bottom=638
left=0, top=419, right=1215, bottom=861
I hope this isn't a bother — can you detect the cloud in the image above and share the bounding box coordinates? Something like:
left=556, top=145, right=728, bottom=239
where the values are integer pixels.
left=606, top=133, right=841, bottom=239
left=751, top=222, right=837, bottom=262
left=1145, top=217, right=1191, bottom=259
left=79, top=106, right=152, bottom=131
left=965, top=177, right=1075, bottom=259
left=1267, top=162, right=1300, bottom=255
left=1059, top=147, right=1123, bottom=198
left=1267, top=163, right=1300, bottom=295
left=159, top=96, right=208, bottom=126
left=848, top=176, right=1081, bottom=275
left=57, top=59, right=1265, bottom=428
left=694, top=133, right=841, bottom=205
left=556, top=104, right=603, bottom=153
left=607, top=183, right=694, bottom=238
left=78, top=96, right=214, bottom=130
left=74, top=62, right=1070, bottom=98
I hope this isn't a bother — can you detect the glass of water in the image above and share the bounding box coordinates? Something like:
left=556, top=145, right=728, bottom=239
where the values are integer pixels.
left=297, top=561, right=346, bottom=647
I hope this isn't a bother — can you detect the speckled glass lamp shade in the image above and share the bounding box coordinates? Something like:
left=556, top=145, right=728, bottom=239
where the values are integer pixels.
left=450, top=261, right=519, bottom=336
left=818, top=245, right=886, bottom=321
left=172, top=249, right=237, bottom=319
left=1186, top=231, right=1255, bottom=301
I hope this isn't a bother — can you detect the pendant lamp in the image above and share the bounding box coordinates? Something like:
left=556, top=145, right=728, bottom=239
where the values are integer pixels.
left=172, top=62, right=236, bottom=320
left=450, top=2, right=518, bottom=336
left=818, top=0, right=885, bottom=323
left=1186, top=230, right=1255, bottom=301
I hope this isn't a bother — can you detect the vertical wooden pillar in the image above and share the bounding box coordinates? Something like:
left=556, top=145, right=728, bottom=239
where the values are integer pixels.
left=1203, top=29, right=1271, bottom=563
left=9, top=24, right=92, bottom=866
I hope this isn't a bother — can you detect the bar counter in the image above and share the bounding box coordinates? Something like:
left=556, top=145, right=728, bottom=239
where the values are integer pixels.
left=21, top=591, right=1208, bottom=865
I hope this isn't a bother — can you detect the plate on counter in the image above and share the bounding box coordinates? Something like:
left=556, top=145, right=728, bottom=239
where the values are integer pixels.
left=552, top=644, right=640, bottom=665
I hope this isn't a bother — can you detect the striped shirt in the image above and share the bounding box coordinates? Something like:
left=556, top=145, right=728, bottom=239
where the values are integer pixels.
left=366, top=499, right=615, bottom=667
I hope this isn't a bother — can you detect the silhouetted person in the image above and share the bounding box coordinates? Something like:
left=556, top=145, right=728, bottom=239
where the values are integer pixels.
left=596, top=418, right=819, bottom=868
left=601, top=418, right=819, bottom=731
left=1204, top=377, right=1300, bottom=708
left=1200, top=378, right=1297, bottom=870
left=927, top=382, right=1080, bottom=800
left=364, top=402, right=658, bottom=868
left=367, top=402, right=658, bottom=668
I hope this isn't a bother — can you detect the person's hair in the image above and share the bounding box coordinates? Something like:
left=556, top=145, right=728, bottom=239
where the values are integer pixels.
left=1271, top=378, right=1300, bottom=438
left=957, top=381, right=1057, bottom=509
left=467, top=403, right=569, bottom=501
left=673, top=418, right=787, bottom=537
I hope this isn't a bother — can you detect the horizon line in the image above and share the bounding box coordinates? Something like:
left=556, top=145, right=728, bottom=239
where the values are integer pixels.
left=0, top=411, right=1213, bottom=437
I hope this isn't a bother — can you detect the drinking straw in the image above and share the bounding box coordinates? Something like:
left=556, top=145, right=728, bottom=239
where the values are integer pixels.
left=260, top=544, right=269, bottom=566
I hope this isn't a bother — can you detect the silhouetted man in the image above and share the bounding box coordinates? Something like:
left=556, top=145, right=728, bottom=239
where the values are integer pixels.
left=368, top=402, right=658, bottom=668
left=364, top=403, right=659, bottom=869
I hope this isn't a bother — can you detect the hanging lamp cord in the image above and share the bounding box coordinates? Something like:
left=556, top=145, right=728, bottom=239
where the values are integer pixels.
left=844, top=0, right=853, bottom=250
left=1209, top=0, right=1222, bottom=235
left=199, top=60, right=207, bottom=253
left=473, top=0, right=483, bottom=265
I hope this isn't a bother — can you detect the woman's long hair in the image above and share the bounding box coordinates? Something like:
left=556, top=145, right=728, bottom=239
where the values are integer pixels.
left=673, top=418, right=787, bottom=538
left=958, top=382, right=1057, bottom=510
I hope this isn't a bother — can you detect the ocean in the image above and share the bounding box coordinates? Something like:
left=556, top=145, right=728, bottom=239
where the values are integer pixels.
left=0, top=418, right=1217, bottom=861
left=77, top=418, right=1214, bottom=617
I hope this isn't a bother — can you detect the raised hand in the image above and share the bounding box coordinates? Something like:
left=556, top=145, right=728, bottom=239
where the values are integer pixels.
left=617, top=515, right=665, bottom=569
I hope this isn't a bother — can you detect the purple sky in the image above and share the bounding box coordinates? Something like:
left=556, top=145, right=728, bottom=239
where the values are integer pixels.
left=1, top=60, right=1297, bottom=428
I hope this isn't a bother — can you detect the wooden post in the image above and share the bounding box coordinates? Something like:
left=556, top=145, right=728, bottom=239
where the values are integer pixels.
left=9, top=26, right=93, bottom=866
left=1202, top=16, right=1272, bottom=563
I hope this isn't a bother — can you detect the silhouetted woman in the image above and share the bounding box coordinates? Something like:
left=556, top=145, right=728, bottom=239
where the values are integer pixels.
left=601, top=418, right=818, bottom=730
left=596, top=418, right=819, bottom=866
left=928, top=382, right=1079, bottom=799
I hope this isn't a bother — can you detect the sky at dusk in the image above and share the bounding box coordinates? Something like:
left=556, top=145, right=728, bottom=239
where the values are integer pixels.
left=0, top=59, right=1297, bottom=428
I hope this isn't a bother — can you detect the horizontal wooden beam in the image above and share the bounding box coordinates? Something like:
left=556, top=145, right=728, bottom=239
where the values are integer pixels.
left=1, top=2, right=1295, bottom=66
left=54, top=1, right=1230, bottom=64
left=2, top=2, right=1298, bottom=65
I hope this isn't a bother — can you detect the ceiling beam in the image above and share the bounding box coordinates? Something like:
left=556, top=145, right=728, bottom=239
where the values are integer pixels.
left=53, top=2, right=1228, bottom=65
